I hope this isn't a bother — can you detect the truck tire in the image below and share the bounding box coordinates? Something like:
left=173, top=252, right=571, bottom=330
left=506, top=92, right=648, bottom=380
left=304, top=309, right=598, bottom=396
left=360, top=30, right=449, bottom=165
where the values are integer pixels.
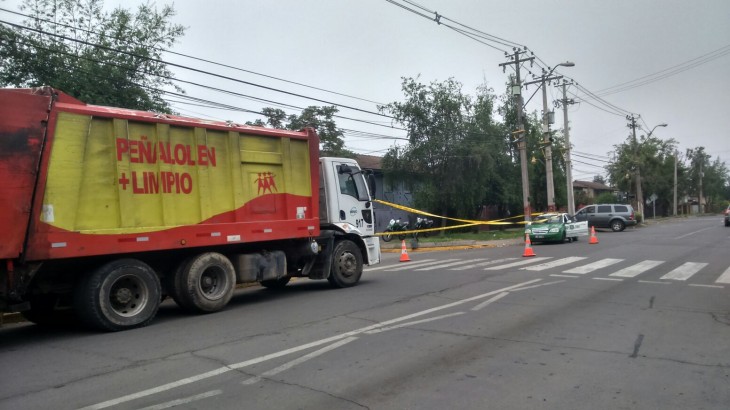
left=171, top=252, right=235, bottom=313
left=74, top=259, right=161, bottom=331
left=327, top=240, right=363, bottom=288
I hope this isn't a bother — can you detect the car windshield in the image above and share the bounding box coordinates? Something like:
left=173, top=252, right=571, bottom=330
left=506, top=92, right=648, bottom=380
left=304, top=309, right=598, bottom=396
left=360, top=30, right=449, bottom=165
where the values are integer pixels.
left=536, top=215, right=562, bottom=224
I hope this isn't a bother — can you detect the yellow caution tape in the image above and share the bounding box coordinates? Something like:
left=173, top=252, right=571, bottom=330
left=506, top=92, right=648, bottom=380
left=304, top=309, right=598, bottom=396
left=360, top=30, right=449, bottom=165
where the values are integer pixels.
left=374, top=199, right=528, bottom=226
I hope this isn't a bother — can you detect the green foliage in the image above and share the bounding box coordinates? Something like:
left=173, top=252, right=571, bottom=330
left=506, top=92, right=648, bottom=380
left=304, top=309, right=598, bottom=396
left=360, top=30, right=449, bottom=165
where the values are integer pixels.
left=246, top=106, right=355, bottom=158
left=595, top=192, right=618, bottom=203
left=379, top=77, right=511, bottom=220
left=0, top=0, right=185, bottom=112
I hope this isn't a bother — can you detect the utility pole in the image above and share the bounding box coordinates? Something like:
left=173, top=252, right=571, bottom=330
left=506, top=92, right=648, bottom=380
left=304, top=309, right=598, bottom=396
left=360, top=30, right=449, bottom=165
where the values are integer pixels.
left=673, top=150, right=678, bottom=216
left=699, top=158, right=704, bottom=213
left=500, top=48, right=534, bottom=222
left=559, top=80, right=576, bottom=215
left=627, top=114, right=644, bottom=221
left=524, top=63, right=572, bottom=213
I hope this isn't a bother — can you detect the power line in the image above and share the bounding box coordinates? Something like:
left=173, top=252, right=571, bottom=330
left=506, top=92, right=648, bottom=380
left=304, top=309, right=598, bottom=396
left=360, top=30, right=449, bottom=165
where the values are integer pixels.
left=0, top=7, right=387, bottom=106
left=0, top=18, right=395, bottom=121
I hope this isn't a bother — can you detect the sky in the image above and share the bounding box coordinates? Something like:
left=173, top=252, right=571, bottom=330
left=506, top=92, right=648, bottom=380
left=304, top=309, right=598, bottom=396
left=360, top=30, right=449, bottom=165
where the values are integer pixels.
left=2, top=0, right=729, bottom=182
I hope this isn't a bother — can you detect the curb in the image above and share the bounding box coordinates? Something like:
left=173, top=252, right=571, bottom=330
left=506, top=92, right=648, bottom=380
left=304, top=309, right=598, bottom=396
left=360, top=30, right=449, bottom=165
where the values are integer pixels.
left=380, top=238, right=523, bottom=252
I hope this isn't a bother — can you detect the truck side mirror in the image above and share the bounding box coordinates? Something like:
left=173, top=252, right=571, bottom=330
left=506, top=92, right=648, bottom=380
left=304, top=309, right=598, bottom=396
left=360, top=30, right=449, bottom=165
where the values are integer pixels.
left=338, top=164, right=353, bottom=175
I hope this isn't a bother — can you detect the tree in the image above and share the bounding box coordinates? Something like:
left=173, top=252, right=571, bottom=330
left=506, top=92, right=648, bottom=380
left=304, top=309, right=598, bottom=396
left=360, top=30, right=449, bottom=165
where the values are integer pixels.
left=0, top=0, right=185, bottom=112
left=686, top=147, right=729, bottom=212
left=247, top=106, right=355, bottom=158
left=380, top=77, right=513, bottom=222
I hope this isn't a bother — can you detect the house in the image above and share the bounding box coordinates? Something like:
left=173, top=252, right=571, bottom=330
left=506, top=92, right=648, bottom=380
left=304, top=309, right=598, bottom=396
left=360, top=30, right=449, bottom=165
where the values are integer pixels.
left=355, top=154, right=412, bottom=233
left=573, top=180, right=617, bottom=199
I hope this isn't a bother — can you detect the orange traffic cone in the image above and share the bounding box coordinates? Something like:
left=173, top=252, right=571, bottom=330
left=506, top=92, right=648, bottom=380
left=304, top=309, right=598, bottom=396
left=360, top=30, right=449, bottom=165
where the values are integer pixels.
left=399, top=240, right=411, bottom=262
left=523, top=234, right=536, bottom=257
left=589, top=226, right=599, bottom=244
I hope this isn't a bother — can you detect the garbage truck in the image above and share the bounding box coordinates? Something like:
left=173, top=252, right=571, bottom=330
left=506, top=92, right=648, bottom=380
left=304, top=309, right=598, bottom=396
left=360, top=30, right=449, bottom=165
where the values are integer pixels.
left=0, top=87, right=380, bottom=331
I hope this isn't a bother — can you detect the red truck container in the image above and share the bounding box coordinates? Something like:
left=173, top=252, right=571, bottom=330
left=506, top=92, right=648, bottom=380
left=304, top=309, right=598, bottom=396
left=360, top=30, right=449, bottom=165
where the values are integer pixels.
left=0, top=87, right=380, bottom=331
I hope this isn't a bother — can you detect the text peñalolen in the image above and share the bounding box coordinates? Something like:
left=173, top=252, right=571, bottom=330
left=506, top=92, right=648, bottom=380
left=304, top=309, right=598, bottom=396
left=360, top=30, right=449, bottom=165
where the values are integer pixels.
left=115, top=136, right=217, bottom=195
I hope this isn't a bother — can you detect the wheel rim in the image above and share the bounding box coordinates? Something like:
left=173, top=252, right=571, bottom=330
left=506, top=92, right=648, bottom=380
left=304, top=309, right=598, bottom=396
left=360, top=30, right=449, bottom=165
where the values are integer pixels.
left=336, top=251, right=357, bottom=279
left=109, top=274, right=149, bottom=318
left=198, top=266, right=229, bottom=300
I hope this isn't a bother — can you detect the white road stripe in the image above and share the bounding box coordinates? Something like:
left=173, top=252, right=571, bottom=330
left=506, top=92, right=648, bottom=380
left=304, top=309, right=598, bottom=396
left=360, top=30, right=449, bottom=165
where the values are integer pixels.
left=638, top=280, right=672, bottom=285
left=242, top=337, right=358, bottom=385
left=659, top=262, right=708, bottom=281
left=484, top=257, right=552, bottom=270
left=550, top=274, right=579, bottom=278
left=450, top=258, right=517, bottom=271
left=417, top=259, right=488, bottom=271
left=522, top=257, right=587, bottom=271
left=471, top=292, right=510, bottom=311
left=79, top=278, right=543, bottom=410
left=386, top=259, right=460, bottom=271
left=365, top=259, right=436, bottom=271
left=564, top=258, right=623, bottom=274
left=715, top=266, right=730, bottom=284
left=365, top=312, right=466, bottom=334
left=674, top=226, right=714, bottom=240
left=609, top=260, right=664, bottom=278
left=593, top=277, right=623, bottom=281
left=688, top=284, right=724, bottom=289
left=509, top=280, right=565, bottom=291
left=138, top=390, right=222, bottom=410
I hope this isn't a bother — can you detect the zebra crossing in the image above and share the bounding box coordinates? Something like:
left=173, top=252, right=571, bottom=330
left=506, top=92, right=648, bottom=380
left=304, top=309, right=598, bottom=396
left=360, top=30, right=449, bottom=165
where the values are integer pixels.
left=366, top=256, right=730, bottom=287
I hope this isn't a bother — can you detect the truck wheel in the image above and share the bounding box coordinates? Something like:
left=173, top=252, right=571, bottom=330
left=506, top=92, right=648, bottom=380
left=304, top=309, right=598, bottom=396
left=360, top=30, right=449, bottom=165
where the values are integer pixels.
left=327, top=240, right=363, bottom=288
left=74, top=259, right=161, bottom=331
left=610, top=219, right=625, bottom=232
left=172, top=252, right=235, bottom=313
left=261, top=276, right=291, bottom=289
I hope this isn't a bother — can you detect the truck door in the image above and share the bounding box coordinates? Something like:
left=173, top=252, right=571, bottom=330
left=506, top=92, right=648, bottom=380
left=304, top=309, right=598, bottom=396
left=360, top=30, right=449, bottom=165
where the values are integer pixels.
left=331, top=161, right=375, bottom=236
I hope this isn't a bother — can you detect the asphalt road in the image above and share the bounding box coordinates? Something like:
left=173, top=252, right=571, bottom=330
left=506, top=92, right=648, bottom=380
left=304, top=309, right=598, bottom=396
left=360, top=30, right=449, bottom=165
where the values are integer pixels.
left=1, top=216, right=729, bottom=409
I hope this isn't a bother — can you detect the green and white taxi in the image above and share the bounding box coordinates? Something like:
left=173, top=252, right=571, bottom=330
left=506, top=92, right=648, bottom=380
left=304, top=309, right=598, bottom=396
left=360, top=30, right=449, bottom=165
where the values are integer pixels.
left=525, top=213, right=589, bottom=243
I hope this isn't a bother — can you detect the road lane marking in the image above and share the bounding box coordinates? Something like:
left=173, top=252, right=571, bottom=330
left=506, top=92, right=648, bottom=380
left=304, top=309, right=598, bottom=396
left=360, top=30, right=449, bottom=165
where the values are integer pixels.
left=563, top=258, right=623, bottom=274
left=659, top=262, right=708, bottom=281
left=138, top=390, right=222, bottom=410
left=80, top=278, right=543, bottom=409
left=674, top=226, right=714, bottom=240
left=688, top=284, right=724, bottom=289
left=417, top=259, right=487, bottom=271
left=509, top=280, right=565, bottom=291
left=638, top=280, right=672, bottom=285
left=609, top=260, right=664, bottom=278
left=241, top=337, right=358, bottom=385
left=471, top=292, right=510, bottom=311
left=387, top=259, right=459, bottom=271
left=550, top=274, right=579, bottom=278
left=484, top=257, right=552, bottom=270
left=450, top=258, right=517, bottom=270
left=522, top=257, right=587, bottom=271
left=716, top=266, right=730, bottom=284
left=365, top=312, right=466, bottom=334
left=365, top=259, right=436, bottom=271
left=593, top=277, right=623, bottom=281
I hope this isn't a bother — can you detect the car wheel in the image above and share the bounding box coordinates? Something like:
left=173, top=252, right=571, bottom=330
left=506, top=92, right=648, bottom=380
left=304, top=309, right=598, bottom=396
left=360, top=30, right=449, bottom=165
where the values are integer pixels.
left=610, top=219, right=626, bottom=232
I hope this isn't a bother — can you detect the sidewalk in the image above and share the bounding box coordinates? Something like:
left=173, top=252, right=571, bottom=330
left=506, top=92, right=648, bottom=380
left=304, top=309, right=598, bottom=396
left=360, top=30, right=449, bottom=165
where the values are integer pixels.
left=380, top=237, right=523, bottom=252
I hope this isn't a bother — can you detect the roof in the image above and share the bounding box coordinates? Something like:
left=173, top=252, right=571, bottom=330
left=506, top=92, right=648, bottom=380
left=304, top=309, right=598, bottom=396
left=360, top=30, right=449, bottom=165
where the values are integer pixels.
left=355, top=154, right=382, bottom=170
left=573, top=180, right=614, bottom=190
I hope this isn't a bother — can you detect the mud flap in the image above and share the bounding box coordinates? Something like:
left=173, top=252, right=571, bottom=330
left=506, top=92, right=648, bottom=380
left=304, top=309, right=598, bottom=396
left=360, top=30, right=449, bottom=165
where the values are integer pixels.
left=308, top=233, right=335, bottom=280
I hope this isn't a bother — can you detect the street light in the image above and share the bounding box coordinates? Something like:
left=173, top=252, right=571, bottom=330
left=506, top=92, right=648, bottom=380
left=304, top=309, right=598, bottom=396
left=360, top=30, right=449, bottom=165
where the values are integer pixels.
left=634, top=122, right=667, bottom=220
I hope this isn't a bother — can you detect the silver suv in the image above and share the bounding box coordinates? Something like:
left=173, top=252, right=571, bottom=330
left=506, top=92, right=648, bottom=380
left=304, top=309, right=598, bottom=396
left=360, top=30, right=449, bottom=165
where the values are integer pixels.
left=574, top=204, right=637, bottom=232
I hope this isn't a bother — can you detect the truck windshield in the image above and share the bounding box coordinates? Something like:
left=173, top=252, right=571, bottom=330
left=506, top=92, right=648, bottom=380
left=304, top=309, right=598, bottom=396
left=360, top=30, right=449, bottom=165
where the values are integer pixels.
left=337, top=167, right=369, bottom=201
